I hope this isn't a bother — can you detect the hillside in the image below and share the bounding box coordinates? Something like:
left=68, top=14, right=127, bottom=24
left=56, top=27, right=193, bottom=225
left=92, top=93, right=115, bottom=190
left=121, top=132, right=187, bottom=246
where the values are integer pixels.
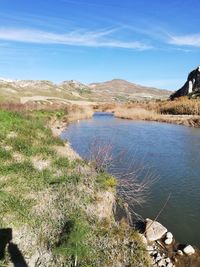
left=89, top=79, right=171, bottom=101
left=0, top=78, right=171, bottom=104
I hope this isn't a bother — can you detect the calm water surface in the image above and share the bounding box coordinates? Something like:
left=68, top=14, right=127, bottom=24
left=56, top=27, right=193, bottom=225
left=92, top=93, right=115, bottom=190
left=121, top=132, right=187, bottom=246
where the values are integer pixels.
left=61, top=112, right=200, bottom=246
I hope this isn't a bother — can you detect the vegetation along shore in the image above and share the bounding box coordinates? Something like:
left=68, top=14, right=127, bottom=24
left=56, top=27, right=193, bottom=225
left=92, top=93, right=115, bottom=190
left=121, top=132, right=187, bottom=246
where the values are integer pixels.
left=96, top=97, right=200, bottom=128
left=0, top=105, right=152, bottom=267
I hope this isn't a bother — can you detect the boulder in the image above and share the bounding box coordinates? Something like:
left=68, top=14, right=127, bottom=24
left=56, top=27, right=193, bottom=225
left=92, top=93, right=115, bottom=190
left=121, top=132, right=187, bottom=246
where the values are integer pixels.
left=177, top=250, right=183, bottom=256
left=164, top=238, right=173, bottom=245
left=183, top=245, right=195, bottom=255
left=155, top=253, right=162, bottom=262
left=157, top=259, right=166, bottom=266
left=166, top=232, right=173, bottom=239
left=145, top=218, right=167, bottom=242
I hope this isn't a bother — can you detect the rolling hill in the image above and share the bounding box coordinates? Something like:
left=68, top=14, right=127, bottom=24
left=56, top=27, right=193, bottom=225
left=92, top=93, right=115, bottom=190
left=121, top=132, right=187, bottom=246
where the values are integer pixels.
left=0, top=77, right=171, bottom=104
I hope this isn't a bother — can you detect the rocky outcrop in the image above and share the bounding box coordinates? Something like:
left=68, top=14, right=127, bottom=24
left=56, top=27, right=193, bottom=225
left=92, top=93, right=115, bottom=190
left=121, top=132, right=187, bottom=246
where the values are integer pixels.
left=171, top=66, right=200, bottom=99
left=145, top=218, right=168, bottom=242
left=138, top=218, right=197, bottom=267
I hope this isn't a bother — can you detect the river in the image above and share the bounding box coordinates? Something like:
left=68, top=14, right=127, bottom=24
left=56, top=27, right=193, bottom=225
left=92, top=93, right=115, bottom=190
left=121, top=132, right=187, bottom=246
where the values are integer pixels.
left=61, top=112, right=200, bottom=247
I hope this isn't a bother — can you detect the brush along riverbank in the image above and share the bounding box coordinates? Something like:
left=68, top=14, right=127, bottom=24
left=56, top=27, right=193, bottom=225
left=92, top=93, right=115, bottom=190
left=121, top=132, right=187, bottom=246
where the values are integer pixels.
left=0, top=108, right=151, bottom=267
left=95, top=99, right=200, bottom=128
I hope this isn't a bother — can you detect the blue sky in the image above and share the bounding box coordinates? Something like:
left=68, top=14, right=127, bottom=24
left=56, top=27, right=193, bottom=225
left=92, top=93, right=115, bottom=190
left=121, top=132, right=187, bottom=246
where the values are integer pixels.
left=0, top=0, right=200, bottom=89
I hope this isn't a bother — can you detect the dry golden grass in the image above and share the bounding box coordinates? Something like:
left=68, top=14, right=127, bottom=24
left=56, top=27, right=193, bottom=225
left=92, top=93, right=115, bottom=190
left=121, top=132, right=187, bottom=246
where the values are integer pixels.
left=93, top=97, right=200, bottom=127
left=114, top=107, right=158, bottom=120
left=158, top=97, right=200, bottom=115
left=0, top=102, right=68, bottom=112
left=0, top=102, right=94, bottom=121
left=102, top=100, right=200, bottom=127
left=65, top=105, right=94, bottom=123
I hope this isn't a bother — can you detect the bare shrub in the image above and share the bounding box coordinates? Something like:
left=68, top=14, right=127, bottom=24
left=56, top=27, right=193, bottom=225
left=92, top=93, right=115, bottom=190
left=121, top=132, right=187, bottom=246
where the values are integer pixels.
left=88, top=140, right=156, bottom=212
left=88, top=140, right=114, bottom=172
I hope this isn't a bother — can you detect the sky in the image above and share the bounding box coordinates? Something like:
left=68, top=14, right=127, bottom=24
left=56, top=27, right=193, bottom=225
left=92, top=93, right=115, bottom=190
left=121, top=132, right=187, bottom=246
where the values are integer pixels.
left=0, top=0, right=200, bottom=89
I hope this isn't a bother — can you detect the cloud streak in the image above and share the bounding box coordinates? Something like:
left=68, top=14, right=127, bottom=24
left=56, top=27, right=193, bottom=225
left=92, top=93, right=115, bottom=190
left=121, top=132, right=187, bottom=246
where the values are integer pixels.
left=168, top=34, right=200, bottom=47
left=0, top=27, right=151, bottom=50
left=124, top=22, right=200, bottom=49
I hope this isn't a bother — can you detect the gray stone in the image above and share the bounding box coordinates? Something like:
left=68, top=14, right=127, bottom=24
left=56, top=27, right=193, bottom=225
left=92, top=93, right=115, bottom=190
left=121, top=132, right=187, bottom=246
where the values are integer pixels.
left=166, top=232, right=173, bottom=239
left=157, top=259, right=166, bottom=266
left=177, top=250, right=183, bottom=256
left=147, top=245, right=154, bottom=254
left=164, top=238, right=173, bottom=245
left=183, top=245, right=195, bottom=255
left=145, top=218, right=167, bottom=242
left=155, top=254, right=162, bottom=262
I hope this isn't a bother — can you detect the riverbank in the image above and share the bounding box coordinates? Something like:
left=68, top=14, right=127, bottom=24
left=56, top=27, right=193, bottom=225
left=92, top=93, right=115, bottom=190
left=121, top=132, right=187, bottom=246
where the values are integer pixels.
left=114, top=107, right=200, bottom=127
left=1, top=106, right=200, bottom=266
left=95, top=99, right=200, bottom=128
left=0, top=107, right=151, bottom=267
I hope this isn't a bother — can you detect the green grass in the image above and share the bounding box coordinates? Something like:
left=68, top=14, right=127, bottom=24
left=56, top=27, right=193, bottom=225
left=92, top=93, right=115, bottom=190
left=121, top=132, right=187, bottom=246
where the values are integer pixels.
left=0, top=148, right=12, bottom=160
left=96, top=172, right=117, bottom=190
left=0, top=190, right=33, bottom=223
left=54, top=214, right=95, bottom=267
left=0, top=161, right=35, bottom=175
left=53, top=156, right=70, bottom=169
left=48, top=173, right=82, bottom=187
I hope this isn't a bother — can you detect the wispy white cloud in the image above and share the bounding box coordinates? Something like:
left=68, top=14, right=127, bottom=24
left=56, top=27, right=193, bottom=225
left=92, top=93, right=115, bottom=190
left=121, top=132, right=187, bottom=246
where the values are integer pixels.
left=123, top=22, right=200, bottom=50
left=168, top=34, right=200, bottom=47
left=0, top=27, right=151, bottom=50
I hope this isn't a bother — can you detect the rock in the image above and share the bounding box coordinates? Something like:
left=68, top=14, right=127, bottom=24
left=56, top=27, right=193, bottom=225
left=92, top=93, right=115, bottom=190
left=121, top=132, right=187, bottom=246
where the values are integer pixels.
left=155, top=254, right=162, bottom=262
left=177, top=250, right=183, bottom=256
left=166, top=262, right=173, bottom=267
left=147, top=245, right=154, bottom=254
left=157, top=259, right=166, bottom=266
left=183, top=245, right=195, bottom=255
left=165, top=257, right=171, bottom=263
left=164, top=238, right=173, bottom=245
left=171, top=66, right=200, bottom=99
left=145, top=218, right=167, bottom=242
left=166, top=232, right=173, bottom=239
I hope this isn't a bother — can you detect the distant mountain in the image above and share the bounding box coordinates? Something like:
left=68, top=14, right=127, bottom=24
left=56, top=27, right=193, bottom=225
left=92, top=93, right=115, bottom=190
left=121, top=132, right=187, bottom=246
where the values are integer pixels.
left=89, top=79, right=171, bottom=101
left=0, top=77, right=171, bottom=104
left=171, top=66, right=200, bottom=99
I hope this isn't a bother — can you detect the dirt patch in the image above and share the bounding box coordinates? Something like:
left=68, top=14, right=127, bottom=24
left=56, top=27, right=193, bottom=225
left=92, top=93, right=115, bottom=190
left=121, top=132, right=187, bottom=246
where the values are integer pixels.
left=32, top=157, right=51, bottom=171
left=54, top=143, right=80, bottom=161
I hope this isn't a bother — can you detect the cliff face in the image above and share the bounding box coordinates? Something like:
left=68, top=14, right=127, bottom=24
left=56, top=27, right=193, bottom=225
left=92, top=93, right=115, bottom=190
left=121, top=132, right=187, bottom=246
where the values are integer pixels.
left=171, top=66, right=200, bottom=99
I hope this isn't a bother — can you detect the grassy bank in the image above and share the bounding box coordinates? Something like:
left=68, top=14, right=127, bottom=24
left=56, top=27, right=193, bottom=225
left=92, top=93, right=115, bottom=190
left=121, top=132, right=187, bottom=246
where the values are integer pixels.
left=0, top=107, right=151, bottom=267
